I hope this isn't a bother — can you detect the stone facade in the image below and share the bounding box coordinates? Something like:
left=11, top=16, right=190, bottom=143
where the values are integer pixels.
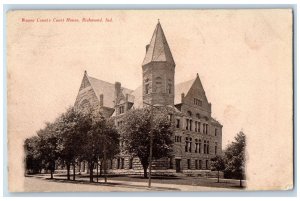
left=74, top=21, right=223, bottom=176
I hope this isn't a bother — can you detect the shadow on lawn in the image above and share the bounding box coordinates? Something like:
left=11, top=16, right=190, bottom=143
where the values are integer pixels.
left=41, top=177, right=180, bottom=191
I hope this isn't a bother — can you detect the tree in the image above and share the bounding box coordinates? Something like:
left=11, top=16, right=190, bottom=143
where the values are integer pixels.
left=120, top=107, right=174, bottom=178
left=37, top=122, right=60, bottom=179
left=210, top=155, right=225, bottom=183
left=81, top=110, right=119, bottom=182
left=224, top=131, right=246, bottom=187
left=24, top=136, right=42, bottom=174
left=56, top=107, right=90, bottom=181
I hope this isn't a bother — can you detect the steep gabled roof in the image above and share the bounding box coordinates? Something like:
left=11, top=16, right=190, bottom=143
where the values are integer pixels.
left=174, top=79, right=195, bottom=104
left=87, top=75, right=133, bottom=108
left=142, top=21, right=175, bottom=66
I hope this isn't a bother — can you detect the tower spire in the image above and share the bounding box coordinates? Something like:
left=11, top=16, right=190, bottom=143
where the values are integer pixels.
left=142, top=21, right=175, bottom=66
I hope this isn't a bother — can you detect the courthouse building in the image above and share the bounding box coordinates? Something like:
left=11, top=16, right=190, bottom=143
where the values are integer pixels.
left=74, top=21, right=223, bottom=175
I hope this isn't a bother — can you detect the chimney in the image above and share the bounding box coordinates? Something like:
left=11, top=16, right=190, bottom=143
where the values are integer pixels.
left=115, top=82, right=121, bottom=104
left=146, top=44, right=150, bottom=52
left=181, top=93, right=185, bottom=103
left=99, top=94, right=104, bottom=107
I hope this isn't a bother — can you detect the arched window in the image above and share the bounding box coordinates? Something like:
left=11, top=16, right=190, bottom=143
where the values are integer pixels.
left=155, top=77, right=162, bottom=93
left=187, top=111, right=192, bottom=117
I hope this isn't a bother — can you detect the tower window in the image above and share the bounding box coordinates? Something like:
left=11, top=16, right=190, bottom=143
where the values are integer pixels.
left=145, top=84, right=149, bottom=94
left=167, top=84, right=172, bottom=94
left=155, top=77, right=162, bottom=93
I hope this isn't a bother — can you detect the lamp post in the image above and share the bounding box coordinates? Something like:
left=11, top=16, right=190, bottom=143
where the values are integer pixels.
left=143, top=101, right=154, bottom=188
left=143, top=102, right=173, bottom=188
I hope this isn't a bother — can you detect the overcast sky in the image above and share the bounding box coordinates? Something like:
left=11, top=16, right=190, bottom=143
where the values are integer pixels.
left=8, top=9, right=292, bottom=149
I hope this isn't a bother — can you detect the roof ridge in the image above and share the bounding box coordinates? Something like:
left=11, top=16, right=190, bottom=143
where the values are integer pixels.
left=88, top=75, right=134, bottom=92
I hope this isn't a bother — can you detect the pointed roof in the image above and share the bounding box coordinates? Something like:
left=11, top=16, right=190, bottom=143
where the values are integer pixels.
left=174, top=74, right=208, bottom=105
left=142, top=21, right=175, bottom=66
left=174, top=79, right=195, bottom=104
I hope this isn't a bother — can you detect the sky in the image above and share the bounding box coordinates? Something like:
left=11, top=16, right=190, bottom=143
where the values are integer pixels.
left=7, top=10, right=293, bottom=190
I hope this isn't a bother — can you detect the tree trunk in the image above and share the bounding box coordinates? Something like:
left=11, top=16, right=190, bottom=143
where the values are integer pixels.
left=143, top=166, right=148, bottom=178
left=217, top=171, right=220, bottom=183
left=89, top=162, right=94, bottom=182
left=50, top=170, right=53, bottom=179
left=104, top=144, right=107, bottom=183
left=73, top=163, right=76, bottom=181
left=96, top=160, right=99, bottom=183
left=66, top=163, right=70, bottom=180
left=240, top=179, right=242, bottom=187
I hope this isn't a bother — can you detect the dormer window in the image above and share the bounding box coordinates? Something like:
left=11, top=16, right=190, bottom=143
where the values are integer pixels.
left=119, top=106, right=125, bottom=114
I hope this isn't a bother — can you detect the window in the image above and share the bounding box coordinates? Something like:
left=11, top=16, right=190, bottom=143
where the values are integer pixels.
left=215, top=128, right=218, bottom=136
left=187, top=159, right=191, bottom=169
left=187, top=111, right=192, bottom=117
left=185, top=137, right=189, bottom=152
left=199, top=140, right=202, bottom=153
left=195, top=121, right=198, bottom=132
left=117, top=158, right=120, bottom=169
left=195, top=139, right=198, bottom=153
left=145, top=84, right=149, bottom=94
left=189, top=120, right=193, bottom=131
left=203, top=123, right=209, bottom=134
left=204, top=141, right=207, bottom=154
left=119, top=106, right=125, bottom=114
left=205, top=160, right=209, bottom=169
left=186, top=119, right=189, bottom=130
left=194, top=98, right=203, bottom=106
left=185, top=137, right=192, bottom=152
left=195, top=160, right=198, bottom=169
left=198, top=122, right=201, bottom=132
left=175, top=136, right=182, bottom=142
left=215, top=142, right=218, bottom=155
left=121, top=158, right=124, bottom=169
left=167, top=84, right=172, bottom=94
left=199, top=160, right=202, bottom=169
left=155, top=77, right=162, bottom=93
left=169, top=157, right=173, bottom=169
left=176, top=119, right=180, bottom=128
left=207, top=141, right=210, bottom=154
left=167, top=114, right=172, bottom=121
left=129, top=158, right=133, bottom=169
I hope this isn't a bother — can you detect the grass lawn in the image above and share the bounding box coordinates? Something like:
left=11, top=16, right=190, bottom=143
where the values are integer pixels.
left=72, top=174, right=245, bottom=189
